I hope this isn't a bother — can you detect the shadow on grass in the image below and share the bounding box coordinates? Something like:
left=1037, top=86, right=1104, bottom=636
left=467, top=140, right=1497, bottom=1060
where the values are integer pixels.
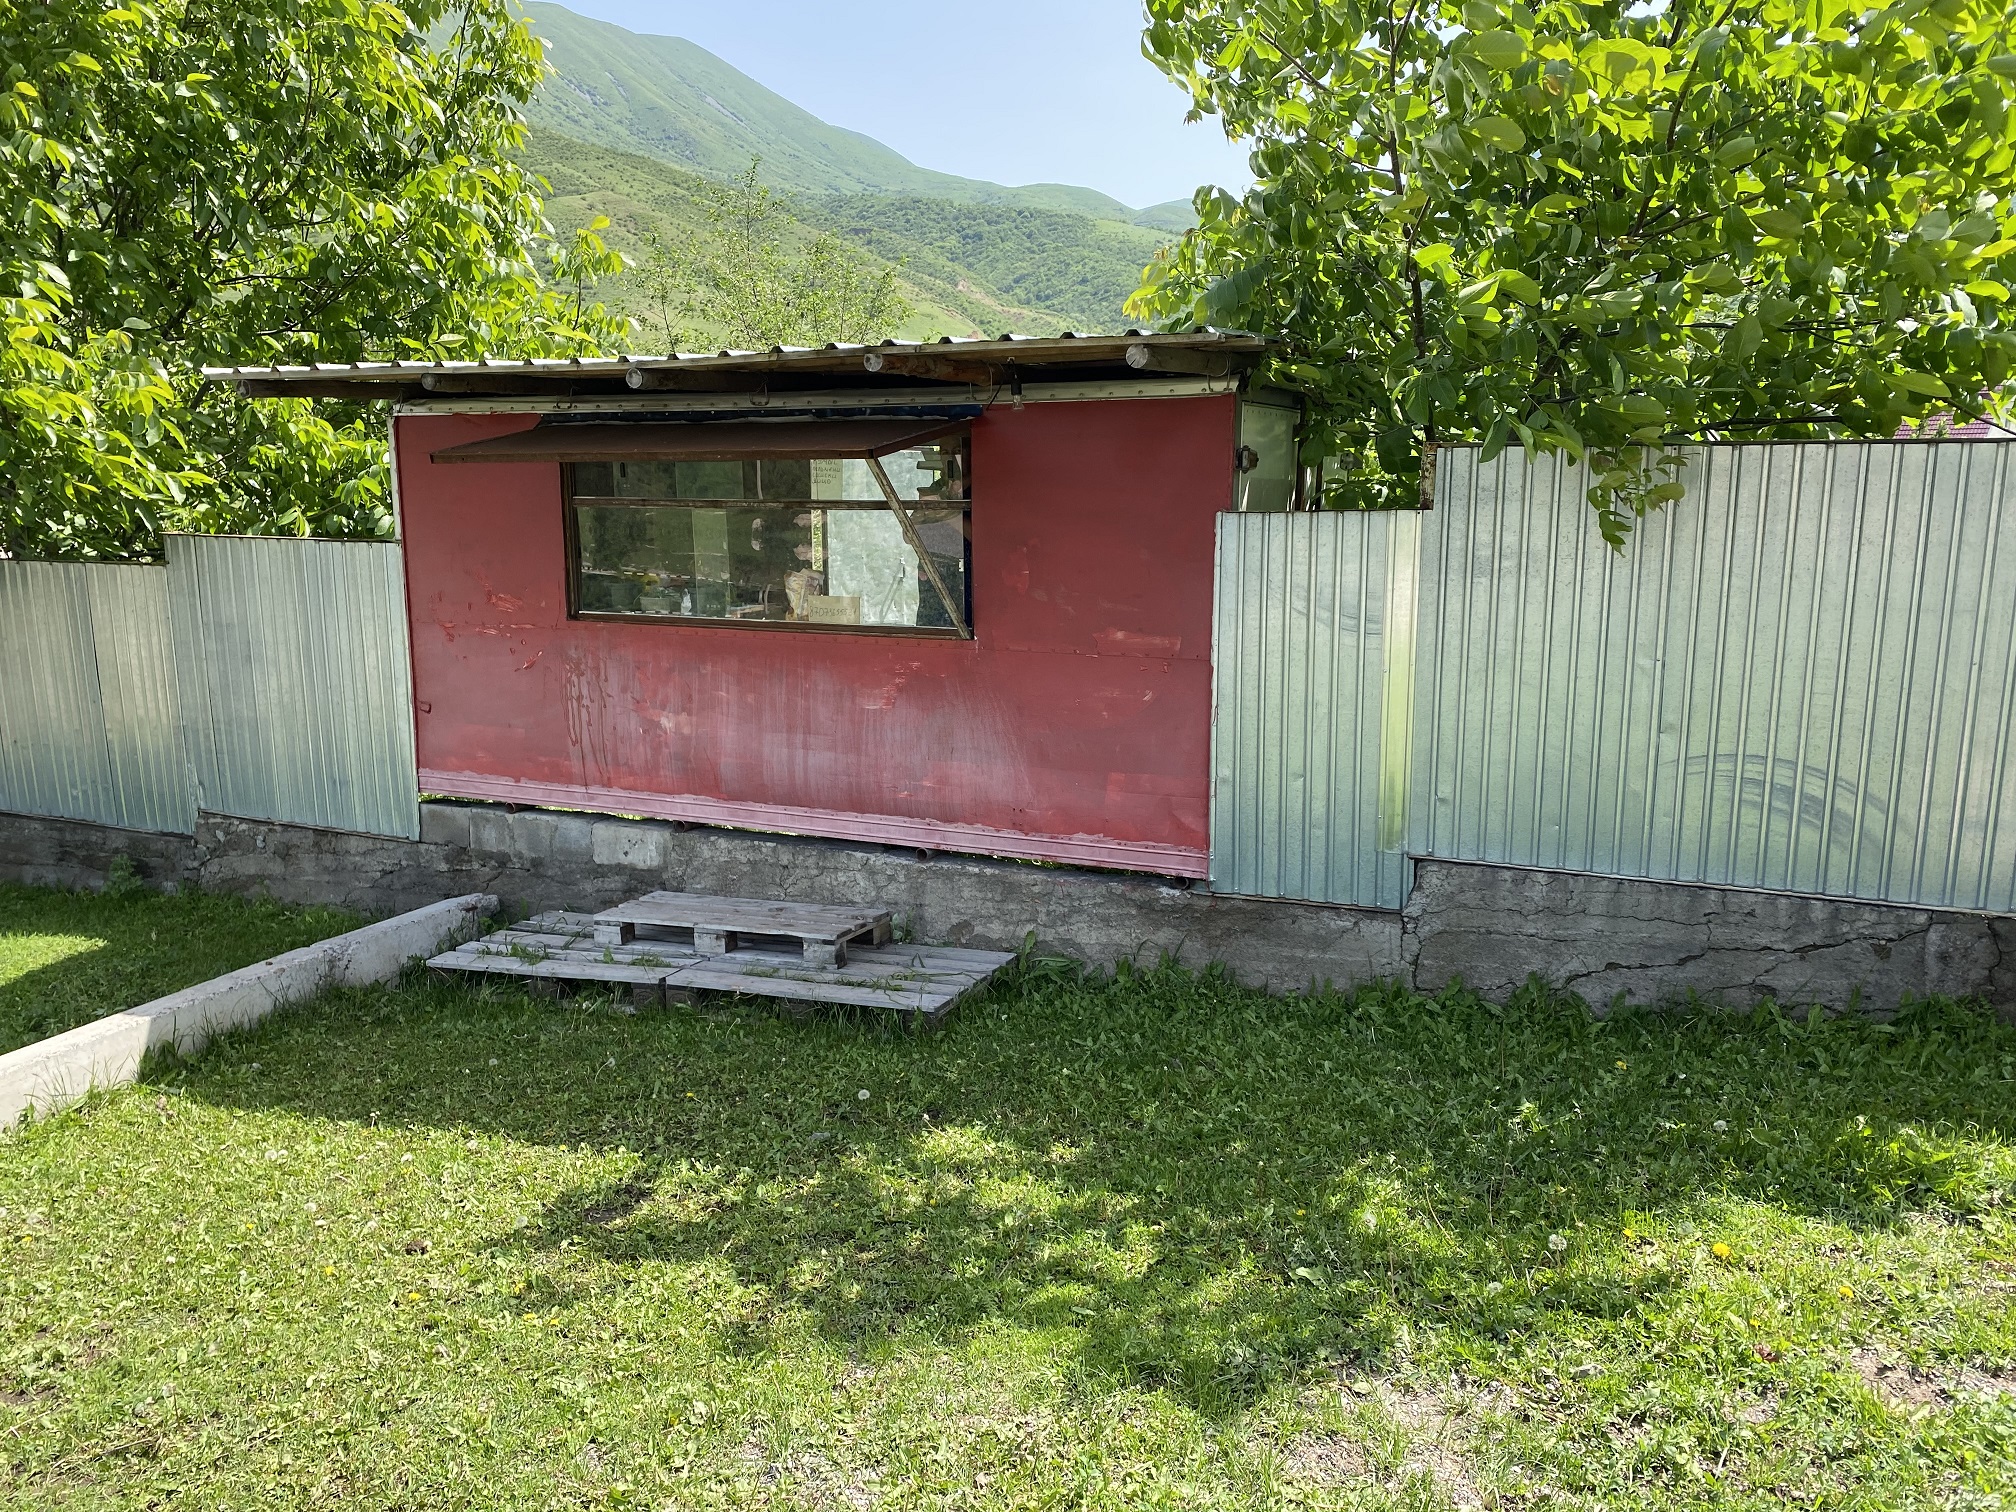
left=162, top=960, right=2016, bottom=1414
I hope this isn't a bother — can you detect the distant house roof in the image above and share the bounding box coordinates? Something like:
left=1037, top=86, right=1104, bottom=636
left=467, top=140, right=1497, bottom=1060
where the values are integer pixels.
left=202, top=330, right=1271, bottom=402
left=1894, top=411, right=2016, bottom=439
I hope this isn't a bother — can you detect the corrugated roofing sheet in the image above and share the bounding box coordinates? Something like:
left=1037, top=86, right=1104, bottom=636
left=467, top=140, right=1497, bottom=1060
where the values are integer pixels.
left=1211, top=511, right=1417, bottom=909
left=1410, top=442, right=2016, bottom=914
left=201, top=329, right=1268, bottom=386
left=168, top=535, right=419, bottom=840
left=0, top=562, right=194, bottom=834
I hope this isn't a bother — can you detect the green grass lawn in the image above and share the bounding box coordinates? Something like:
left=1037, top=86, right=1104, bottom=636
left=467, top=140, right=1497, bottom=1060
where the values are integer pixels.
left=3, top=965, right=2014, bottom=1509
left=0, top=882, right=360, bottom=1055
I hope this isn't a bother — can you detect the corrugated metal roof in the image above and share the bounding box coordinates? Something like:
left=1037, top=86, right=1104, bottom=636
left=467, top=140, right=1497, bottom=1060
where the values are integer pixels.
left=201, top=330, right=1270, bottom=395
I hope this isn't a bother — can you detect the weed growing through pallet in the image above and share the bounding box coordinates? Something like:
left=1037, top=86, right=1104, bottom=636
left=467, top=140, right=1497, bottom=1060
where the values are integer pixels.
left=2, top=964, right=2014, bottom=1508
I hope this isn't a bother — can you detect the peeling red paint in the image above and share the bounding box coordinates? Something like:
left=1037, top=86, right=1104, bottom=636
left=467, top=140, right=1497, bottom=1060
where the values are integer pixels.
left=394, top=396, right=1234, bottom=868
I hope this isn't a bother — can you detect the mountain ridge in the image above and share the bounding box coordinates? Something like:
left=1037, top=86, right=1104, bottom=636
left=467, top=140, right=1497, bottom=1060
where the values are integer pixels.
left=524, top=127, right=1168, bottom=341
left=519, top=2, right=1197, bottom=233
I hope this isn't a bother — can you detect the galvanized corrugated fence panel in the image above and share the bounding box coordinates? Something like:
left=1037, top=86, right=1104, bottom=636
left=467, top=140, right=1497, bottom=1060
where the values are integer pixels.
left=167, top=536, right=418, bottom=840
left=0, top=561, right=193, bottom=833
left=1411, top=442, right=2016, bottom=913
left=1212, top=511, right=1414, bottom=908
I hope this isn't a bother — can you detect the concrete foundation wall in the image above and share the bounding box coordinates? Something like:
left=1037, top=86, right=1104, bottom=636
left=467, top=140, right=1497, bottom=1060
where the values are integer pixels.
left=1405, top=861, right=2016, bottom=1013
left=3, top=805, right=2010, bottom=1014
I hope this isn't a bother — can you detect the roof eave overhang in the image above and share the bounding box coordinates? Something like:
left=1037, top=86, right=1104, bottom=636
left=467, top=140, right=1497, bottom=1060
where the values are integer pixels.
left=203, top=332, right=1273, bottom=402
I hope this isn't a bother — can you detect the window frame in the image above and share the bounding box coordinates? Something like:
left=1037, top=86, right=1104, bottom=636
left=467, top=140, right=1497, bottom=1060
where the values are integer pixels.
left=560, top=439, right=974, bottom=639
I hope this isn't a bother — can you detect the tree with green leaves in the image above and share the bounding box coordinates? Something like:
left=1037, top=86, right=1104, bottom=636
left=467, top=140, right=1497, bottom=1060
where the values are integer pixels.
left=1132, top=0, right=2016, bottom=540
left=633, top=162, right=910, bottom=353
left=0, top=0, right=627, bottom=560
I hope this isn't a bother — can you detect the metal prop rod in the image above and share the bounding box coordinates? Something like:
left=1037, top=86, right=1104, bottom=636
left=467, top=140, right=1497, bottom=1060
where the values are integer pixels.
left=864, top=455, right=971, bottom=639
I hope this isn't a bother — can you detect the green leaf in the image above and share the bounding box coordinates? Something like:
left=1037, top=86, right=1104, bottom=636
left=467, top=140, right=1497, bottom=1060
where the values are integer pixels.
left=1750, top=207, right=1806, bottom=240
left=1987, top=54, right=2016, bottom=77
left=1375, top=425, right=1418, bottom=474
left=1413, top=243, right=1456, bottom=272
left=1614, top=395, right=1668, bottom=425
left=1496, top=268, right=1542, bottom=304
left=1467, top=31, right=1527, bottom=69
left=1688, top=263, right=1741, bottom=294
left=1472, top=116, right=1527, bottom=151
left=1204, top=259, right=1272, bottom=323
left=1890, top=371, right=1951, bottom=399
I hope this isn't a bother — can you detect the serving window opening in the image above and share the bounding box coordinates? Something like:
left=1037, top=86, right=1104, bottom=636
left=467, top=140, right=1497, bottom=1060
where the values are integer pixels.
left=565, top=437, right=971, bottom=636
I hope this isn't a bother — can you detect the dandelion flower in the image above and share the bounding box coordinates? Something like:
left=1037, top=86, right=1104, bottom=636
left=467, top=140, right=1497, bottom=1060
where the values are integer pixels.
left=324, top=1265, right=337, bottom=1276
left=1713, top=1120, right=1728, bottom=1133
left=1712, top=1242, right=1733, bottom=1260
left=1547, top=1233, right=1568, bottom=1253
left=858, top=1089, right=871, bottom=1101
left=405, top=1291, right=421, bottom=1303
left=1615, top=1060, right=1628, bottom=1070
left=1838, top=1284, right=1855, bottom=1300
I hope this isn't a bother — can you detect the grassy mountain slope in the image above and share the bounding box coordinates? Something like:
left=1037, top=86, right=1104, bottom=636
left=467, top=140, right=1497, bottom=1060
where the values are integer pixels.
left=1133, top=198, right=1202, bottom=233
left=521, top=2, right=1192, bottom=231
left=796, top=194, right=1168, bottom=334
left=524, top=130, right=1133, bottom=342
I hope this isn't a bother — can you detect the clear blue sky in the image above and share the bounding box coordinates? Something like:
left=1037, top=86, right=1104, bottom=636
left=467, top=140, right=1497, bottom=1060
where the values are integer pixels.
left=545, top=1, right=1256, bottom=209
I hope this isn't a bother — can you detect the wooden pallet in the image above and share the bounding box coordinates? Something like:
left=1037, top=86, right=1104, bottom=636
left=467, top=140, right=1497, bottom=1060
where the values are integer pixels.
left=427, top=906, right=1011, bottom=1020
left=591, top=891, right=892, bottom=968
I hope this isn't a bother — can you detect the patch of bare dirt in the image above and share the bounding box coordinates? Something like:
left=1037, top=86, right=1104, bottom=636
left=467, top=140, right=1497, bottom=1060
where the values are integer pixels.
left=1281, top=1377, right=1496, bottom=1509
left=1281, top=1433, right=1372, bottom=1485
left=736, top=1438, right=879, bottom=1510
left=1851, top=1350, right=2016, bottom=1412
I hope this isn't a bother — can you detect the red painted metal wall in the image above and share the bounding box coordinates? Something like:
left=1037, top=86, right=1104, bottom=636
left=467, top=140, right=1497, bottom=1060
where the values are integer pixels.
left=394, top=395, right=1235, bottom=875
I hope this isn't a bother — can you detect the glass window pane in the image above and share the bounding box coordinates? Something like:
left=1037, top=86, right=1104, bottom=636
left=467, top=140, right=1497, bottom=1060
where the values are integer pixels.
left=758, top=458, right=811, bottom=500
left=1237, top=402, right=1299, bottom=511
left=826, top=509, right=918, bottom=626
left=567, top=435, right=968, bottom=631
left=909, top=508, right=968, bottom=628
left=574, top=502, right=967, bottom=629
left=674, top=460, right=751, bottom=500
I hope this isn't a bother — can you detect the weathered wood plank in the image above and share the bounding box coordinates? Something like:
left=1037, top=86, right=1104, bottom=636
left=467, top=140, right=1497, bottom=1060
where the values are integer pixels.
left=478, top=929, right=596, bottom=951
left=457, top=942, right=702, bottom=968
left=597, top=892, right=891, bottom=944
left=520, top=911, right=603, bottom=929
left=436, top=892, right=1009, bottom=1020
left=428, top=954, right=673, bottom=987
left=848, top=945, right=1017, bottom=972
left=665, top=963, right=956, bottom=1012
